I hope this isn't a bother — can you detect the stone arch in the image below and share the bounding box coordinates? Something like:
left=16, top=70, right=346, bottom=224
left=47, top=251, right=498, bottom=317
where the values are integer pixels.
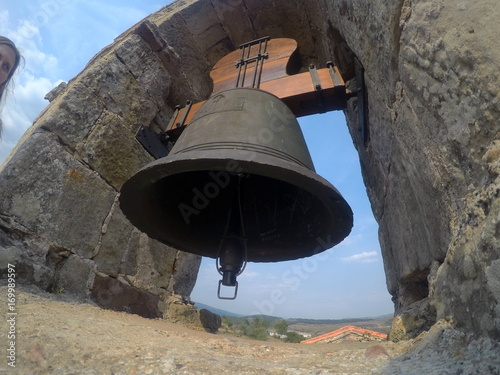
left=1, top=0, right=499, bottom=340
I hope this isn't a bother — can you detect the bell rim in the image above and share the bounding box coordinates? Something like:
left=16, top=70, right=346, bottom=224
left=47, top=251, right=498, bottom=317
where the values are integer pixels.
left=120, top=149, right=353, bottom=261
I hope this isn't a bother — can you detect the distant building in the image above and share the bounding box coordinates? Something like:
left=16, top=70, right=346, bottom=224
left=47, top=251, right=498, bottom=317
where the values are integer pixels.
left=300, top=325, right=387, bottom=344
left=267, top=330, right=312, bottom=339
left=267, top=330, right=287, bottom=339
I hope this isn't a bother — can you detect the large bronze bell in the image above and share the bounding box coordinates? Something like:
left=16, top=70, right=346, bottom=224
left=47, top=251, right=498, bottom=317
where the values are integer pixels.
left=120, top=88, right=353, bottom=297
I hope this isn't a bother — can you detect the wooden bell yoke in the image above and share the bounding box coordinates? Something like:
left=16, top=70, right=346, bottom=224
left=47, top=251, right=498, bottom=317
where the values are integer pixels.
left=137, top=36, right=353, bottom=158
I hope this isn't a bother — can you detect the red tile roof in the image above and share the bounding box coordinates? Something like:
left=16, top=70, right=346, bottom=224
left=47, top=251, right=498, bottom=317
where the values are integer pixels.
left=300, top=325, right=387, bottom=344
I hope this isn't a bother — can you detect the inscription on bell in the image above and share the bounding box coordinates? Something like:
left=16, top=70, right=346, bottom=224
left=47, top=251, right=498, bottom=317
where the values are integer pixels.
left=197, top=93, right=246, bottom=117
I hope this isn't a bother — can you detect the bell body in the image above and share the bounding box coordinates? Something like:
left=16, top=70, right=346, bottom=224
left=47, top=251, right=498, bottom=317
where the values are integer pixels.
left=120, top=88, right=353, bottom=262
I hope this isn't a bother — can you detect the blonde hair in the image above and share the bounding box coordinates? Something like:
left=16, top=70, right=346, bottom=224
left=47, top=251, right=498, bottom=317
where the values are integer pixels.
left=0, top=36, right=22, bottom=137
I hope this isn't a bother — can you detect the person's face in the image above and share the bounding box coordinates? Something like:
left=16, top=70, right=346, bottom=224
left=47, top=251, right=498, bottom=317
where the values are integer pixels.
left=0, top=44, right=16, bottom=86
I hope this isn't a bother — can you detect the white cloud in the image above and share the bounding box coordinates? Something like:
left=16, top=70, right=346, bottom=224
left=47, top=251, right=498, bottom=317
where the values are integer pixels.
left=237, top=270, right=260, bottom=279
left=341, top=251, right=379, bottom=263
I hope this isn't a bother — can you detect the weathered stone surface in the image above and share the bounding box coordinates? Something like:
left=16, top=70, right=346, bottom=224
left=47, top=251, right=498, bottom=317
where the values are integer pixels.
left=52, top=254, right=95, bottom=297
left=79, top=110, right=152, bottom=190
left=0, top=5, right=203, bottom=320
left=388, top=298, right=436, bottom=342
left=91, top=273, right=162, bottom=318
left=165, top=294, right=221, bottom=333
left=34, top=81, right=104, bottom=149
left=79, top=55, right=159, bottom=132
left=211, top=0, right=255, bottom=45
left=154, top=12, right=214, bottom=102
left=199, top=308, right=222, bottom=333
left=327, top=0, right=500, bottom=340
left=115, top=34, right=172, bottom=109
left=0, top=132, right=116, bottom=259
left=0, top=215, right=54, bottom=290
left=431, top=174, right=500, bottom=336
left=92, top=197, right=181, bottom=313
left=44, top=81, right=67, bottom=102
left=168, top=251, right=202, bottom=296
left=119, top=232, right=177, bottom=295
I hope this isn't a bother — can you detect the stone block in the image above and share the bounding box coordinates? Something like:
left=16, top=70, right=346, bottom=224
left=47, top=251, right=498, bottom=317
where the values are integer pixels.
left=155, top=12, right=213, bottom=100
left=0, top=244, right=53, bottom=291
left=78, top=51, right=159, bottom=133
left=79, top=111, right=153, bottom=190
left=53, top=255, right=95, bottom=297
left=115, top=34, right=172, bottom=108
left=0, top=133, right=116, bottom=259
left=120, top=232, right=178, bottom=295
left=211, top=0, right=254, bottom=46
left=91, top=273, right=162, bottom=318
left=179, top=0, right=227, bottom=51
left=93, top=199, right=179, bottom=295
left=168, top=252, right=201, bottom=296
left=35, top=81, right=104, bottom=149
left=0, top=215, right=55, bottom=290
left=199, top=308, right=222, bottom=333
left=93, top=200, right=135, bottom=277
left=165, top=295, right=221, bottom=333
left=389, top=298, right=436, bottom=341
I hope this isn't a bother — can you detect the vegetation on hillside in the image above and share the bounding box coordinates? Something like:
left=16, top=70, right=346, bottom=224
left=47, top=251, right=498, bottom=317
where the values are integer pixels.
left=220, top=316, right=307, bottom=343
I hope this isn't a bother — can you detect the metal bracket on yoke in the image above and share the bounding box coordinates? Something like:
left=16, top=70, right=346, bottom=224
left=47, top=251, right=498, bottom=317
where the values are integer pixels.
left=175, top=100, right=193, bottom=129
left=235, top=36, right=270, bottom=89
left=307, top=64, right=326, bottom=113
left=326, top=61, right=344, bottom=87
left=136, top=126, right=169, bottom=159
left=308, top=64, right=322, bottom=91
left=353, top=57, right=368, bottom=145
left=325, top=59, right=368, bottom=145
left=135, top=100, right=193, bottom=160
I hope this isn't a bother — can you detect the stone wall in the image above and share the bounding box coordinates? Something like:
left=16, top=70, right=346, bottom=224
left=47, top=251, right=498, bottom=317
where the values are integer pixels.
left=329, top=0, right=500, bottom=339
left=0, top=2, right=206, bottom=318
left=0, top=0, right=498, bottom=339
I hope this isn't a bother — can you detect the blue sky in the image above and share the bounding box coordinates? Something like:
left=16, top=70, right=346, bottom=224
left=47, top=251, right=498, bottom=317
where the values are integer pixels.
left=0, top=0, right=393, bottom=319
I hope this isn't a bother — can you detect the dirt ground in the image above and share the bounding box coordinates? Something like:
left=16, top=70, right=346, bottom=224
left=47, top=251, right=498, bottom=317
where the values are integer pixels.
left=0, top=286, right=498, bottom=375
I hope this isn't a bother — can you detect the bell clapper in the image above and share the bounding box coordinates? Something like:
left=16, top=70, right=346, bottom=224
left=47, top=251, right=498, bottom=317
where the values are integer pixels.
left=216, top=175, right=248, bottom=300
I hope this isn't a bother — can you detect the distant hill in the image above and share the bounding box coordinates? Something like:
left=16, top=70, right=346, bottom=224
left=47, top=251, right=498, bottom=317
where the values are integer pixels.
left=193, top=302, right=244, bottom=317
left=286, top=314, right=393, bottom=325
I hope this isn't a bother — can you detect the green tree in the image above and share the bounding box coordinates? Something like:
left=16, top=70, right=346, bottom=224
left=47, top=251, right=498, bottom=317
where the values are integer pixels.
left=248, top=317, right=269, bottom=341
left=235, top=318, right=251, bottom=336
left=221, top=316, right=234, bottom=333
left=273, top=319, right=288, bottom=335
left=284, top=331, right=306, bottom=343
left=234, top=317, right=270, bottom=341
